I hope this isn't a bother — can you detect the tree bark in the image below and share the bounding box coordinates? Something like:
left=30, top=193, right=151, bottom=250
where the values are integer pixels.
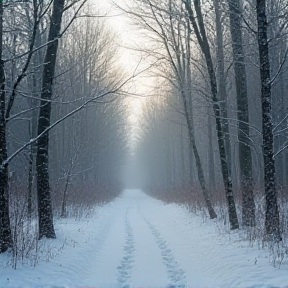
left=36, top=0, right=65, bottom=239
left=207, top=112, right=215, bottom=189
left=0, top=1, right=13, bottom=253
left=213, top=0, right=232, bottom=178
left=60, top=171, right=70, bottom=218
left=182, top=87, right=217, bottom=219
left=256, top=0, right=281, bottom=241
left=228, top=0, right=256, bottom=227
left=27, top=131, right=33, bottom=219
left=182, top=16, right=217, bottom=219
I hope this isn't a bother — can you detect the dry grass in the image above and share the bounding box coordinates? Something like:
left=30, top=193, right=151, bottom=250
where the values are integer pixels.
left=5, top=180, right=123, bottom=268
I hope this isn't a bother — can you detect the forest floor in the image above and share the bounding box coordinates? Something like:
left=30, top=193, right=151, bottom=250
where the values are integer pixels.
left=0, top=189, right=288, bottom=288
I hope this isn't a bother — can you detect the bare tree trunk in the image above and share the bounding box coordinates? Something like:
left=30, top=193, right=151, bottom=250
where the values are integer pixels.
left=61, top=172, right=71, bottom=218
left=182, top=88, right=217, bottom=219
left=183, top=18, right=217, bottom=219
left=28, top=26, right=42, bottom=219
left=184, top=0, right=239, bottom=229
left=27, top=138, right=33, bottom=219
left=188, top=140, right=194, bottom=185
left=36, top=0, right=65, bottom=239
left=183, top=50, right=216, bottom=218
left=256, top=0, right=281, bottom=241
left=228, top=0, right=256, bottom=227
left=0, top=1, right=13, bottom=253
left=207, top=113, right=215, bottom=189
left=180, top=124, right=187, bottom=186
left=213, top=0, right=232, bottom=177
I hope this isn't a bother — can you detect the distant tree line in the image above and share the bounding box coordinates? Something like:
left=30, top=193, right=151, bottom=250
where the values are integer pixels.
left=125, top=0, right=287, bottom=242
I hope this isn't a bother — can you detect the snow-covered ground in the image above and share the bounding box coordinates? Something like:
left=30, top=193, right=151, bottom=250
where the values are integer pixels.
left=1, top=189, right=287, bottom=288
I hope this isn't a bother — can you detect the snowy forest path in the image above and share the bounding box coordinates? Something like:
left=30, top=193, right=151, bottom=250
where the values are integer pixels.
left=81, top=189, right=288, bottom=288
left=2, top=189, right=288, bottom=288
left=116, top=191, right=187, bottom=287
left=102, top=189, right=288, bottom=288
left=84, top=189, right=177, bottom=287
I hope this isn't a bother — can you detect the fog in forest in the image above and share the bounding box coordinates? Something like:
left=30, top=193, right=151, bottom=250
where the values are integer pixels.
left=0, top=0, right=287, bottom=285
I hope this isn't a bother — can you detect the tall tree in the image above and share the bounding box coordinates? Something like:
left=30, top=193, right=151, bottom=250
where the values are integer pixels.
left=228, top=0, right=256, bottom=227
left=256, top=0, right=281, bottom=241
left=0, top=1, right=13, bottom=253
left=213, top=0, right=232, bottom=178
left=183, top=0, right=239, bottom=229
left=36, top=0, right=65, bottom=239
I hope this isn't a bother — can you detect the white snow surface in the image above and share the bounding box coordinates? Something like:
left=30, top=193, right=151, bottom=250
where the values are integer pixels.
left=1, top=189, right=287, bottom=288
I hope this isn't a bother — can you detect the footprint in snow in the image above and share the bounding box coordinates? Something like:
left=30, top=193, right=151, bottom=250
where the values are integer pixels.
left=116, top=208, right=135, bottom=287
left=142, top=215, right=187, bottom=287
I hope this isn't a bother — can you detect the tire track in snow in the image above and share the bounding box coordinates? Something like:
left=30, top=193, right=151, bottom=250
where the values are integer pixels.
left=142, top=214, right=186, bottom=288
left=116, top=208, right=135, bottom=287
